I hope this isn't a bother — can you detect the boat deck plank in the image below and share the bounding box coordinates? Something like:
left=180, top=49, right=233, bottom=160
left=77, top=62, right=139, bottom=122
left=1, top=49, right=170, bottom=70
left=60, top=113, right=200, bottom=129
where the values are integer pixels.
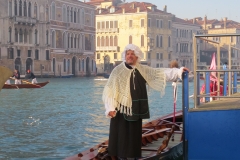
left=141, top=134, right=182, bottom=157
left=190, top=92, right=240, bottom=111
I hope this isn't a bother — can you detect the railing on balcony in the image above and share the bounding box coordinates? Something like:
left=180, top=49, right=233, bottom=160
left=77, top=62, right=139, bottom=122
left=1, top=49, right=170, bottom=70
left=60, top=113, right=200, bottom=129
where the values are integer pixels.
left=68, top=23, right=84, bottom=30
left=96, top=28, right=119, bottom=33
left=197, top=62, right=207, bottom=66
left=96, top=46, right=118, bottom=51
left=179, top=52, right=191, bottom=57
left=14, top=16, right=37, bottom=25
left=67, top=48, right=84, bottom=54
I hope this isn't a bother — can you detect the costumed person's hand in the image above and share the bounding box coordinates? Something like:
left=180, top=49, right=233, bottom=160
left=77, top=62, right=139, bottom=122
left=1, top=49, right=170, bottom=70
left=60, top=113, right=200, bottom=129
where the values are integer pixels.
left=183, top=67, right=190, bottom=72
left=108, top=111, right=116, bottom=118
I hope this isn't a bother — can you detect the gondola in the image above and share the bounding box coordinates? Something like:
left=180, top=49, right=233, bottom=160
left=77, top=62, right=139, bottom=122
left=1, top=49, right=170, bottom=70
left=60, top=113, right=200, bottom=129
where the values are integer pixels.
left=2, top=81, right=49, bottom=89
left=65, top=111, right=183, bottom=160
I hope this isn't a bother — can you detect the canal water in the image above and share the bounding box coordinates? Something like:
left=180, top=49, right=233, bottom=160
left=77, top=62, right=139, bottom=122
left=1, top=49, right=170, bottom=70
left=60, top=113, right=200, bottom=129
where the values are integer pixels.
left=0, top=77, right=194, bottom=160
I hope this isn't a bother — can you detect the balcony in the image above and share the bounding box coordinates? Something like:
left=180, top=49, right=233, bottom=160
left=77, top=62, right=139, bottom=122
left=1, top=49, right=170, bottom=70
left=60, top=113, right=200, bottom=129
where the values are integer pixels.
left=198, top=62, right=207, bottom=66
left=179, top=52, right=191, bottom=57
left=96, top=28, right=119, bottom=33
left=96, top=46, right=118, bottom=51
left=14, top=16, right=37, bottom=25
left=68, top=23, right=84, bottom=30
left=67, top=48, right=84, bottom=54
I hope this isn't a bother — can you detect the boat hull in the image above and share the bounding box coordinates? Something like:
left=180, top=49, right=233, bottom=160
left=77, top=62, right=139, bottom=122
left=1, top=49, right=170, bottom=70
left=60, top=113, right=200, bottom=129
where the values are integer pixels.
left=65, top=111, right=183, bottom=160
left=2, top=81, right=49, bottom=89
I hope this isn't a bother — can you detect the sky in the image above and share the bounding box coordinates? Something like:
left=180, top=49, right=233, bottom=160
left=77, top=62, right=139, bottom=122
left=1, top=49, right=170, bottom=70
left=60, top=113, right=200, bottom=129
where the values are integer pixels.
left=124, top=0, right=240, bottom=22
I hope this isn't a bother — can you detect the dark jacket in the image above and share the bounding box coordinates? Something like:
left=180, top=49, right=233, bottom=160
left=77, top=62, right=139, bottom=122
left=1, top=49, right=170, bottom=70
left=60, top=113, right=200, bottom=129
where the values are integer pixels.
left=13, top=71, right=21, bottom=79
left=123, top=63, right=150, bottom=121
left=26, top=72, right=36, bottom=79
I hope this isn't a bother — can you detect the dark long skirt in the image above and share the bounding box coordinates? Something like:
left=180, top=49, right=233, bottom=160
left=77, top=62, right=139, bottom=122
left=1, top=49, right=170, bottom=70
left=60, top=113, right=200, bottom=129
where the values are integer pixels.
left=108, top=112, right=142, bottom=158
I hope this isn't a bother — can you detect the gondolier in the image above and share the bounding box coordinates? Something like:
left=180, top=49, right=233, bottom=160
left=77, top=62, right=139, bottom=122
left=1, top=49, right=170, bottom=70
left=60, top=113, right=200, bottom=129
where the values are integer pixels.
left=26, top=70, right=38, bottom=84
left=102, top=44, right=189, bottom=159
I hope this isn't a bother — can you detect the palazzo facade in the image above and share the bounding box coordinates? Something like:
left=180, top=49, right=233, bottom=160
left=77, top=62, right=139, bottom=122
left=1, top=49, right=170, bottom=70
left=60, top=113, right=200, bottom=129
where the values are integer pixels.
left=0, top=0, right=96, bottom=77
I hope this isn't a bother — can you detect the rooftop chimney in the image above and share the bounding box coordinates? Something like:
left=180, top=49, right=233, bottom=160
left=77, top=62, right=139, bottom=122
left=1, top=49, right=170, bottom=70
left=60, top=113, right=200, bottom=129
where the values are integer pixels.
left=204, top=15, right=207, bottom=29
left=163, top=5, right=167, bottom=12
left=224, top=17, right=227, bottom=29
left=137, top=7, right=140, bottom=13
left=122, top=8, right=125, bottom=14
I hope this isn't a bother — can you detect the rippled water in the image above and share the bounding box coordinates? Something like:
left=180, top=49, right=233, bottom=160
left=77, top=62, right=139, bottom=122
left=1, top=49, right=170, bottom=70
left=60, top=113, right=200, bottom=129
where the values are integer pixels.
left=0, top=77, right=194, bottom=160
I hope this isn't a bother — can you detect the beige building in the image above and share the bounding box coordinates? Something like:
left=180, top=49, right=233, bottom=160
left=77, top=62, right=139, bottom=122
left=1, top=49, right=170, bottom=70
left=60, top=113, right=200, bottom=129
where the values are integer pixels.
left=172, top=17, right=201, bottom=71
left=0, top=0, right=96, bottom=77
left=88, top=0, right=174, bottom=74
left=190, top=16, right=240, bottom=67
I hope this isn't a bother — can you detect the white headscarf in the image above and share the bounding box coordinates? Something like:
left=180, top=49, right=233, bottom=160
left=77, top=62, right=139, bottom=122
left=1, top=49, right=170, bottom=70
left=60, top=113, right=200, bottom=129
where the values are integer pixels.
left=121, top=44, right=144, bottom=62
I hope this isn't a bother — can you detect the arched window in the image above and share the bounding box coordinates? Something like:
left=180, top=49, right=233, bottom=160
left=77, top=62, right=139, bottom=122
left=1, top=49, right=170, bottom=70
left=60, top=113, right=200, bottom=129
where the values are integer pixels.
left=19, top=29, right=23, bottom=43
left=62, top=5, right=66, bottom=22
left=67, top=59, right=70, bottom=73
left=9, top=0, right=12, bottom=16
left=46, top=5, right=49, bottom=21
left=34, top=2, right=37, bottom=18
left=79, top=59, right=81, bottom=71
left=82, top=34, right=84, bottom=50
left=101, top=36, right=104, bottom=47
left=129, top=35, right=132, bottom=44
left=97, top=36, right=100, bottom=47
left=63, top=59, right=66, bottom=72
left=82, top=59, right=84, bottom=72
left=82, top=9, right=84, bottom=25
left=9, top=27, right=12, bottom=42
left=15, top=28, right=18, bottom=42
left=67, top=7, right=70, bottom=22
left=70, top=7, right=73, bottom=22
left=78, top=9, right=80, bottom=23
left=51, top=31, right=55, bottom=48
left=51, top=2, right=55, bottom=20
left=74, top=9, right=77, bottom=23
left=23, top=1, right=27, bottom=16
left=29, top=29, right=32, bottom=44
left=24, top=29, right=27, bottom=43
left=110, top=36, right=113, bottom=46
left=106, top=36, right=109, bottom=46
left=168, top=36, right=171, bottom=47
left=46, top=30, right=49, bottom=45
left=14, top=0, right=17, bottom=16
left=28, top=2, right=31, bottom=17
left=68, top=33, right=70, bottom=48
left=160, top=36, right=163, bottom=47
left=156, top=35, right=159, bottom=47
left=19, top=0, right=22, bottom=16
left=35, top=29, right=38, bottom=44
left=71, top=34, right=73, bottom=48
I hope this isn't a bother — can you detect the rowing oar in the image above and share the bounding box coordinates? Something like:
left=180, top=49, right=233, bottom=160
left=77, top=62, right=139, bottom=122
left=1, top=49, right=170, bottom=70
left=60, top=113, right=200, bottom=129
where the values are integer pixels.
left=0, top=66, right=13, bottom=91
left=22, top=79, right=41, bottom=88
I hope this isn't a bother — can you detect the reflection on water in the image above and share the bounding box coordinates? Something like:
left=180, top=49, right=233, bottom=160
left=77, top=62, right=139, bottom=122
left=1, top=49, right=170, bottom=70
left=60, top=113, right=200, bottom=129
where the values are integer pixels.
left=0, top=77, right=194, bottom=159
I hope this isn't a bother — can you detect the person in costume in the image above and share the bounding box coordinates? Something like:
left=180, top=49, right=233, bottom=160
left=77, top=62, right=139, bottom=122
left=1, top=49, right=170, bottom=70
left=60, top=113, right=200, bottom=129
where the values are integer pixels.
left=102, top=44, right=189, bottom=159
left=26, top=69, right=38, bottom=84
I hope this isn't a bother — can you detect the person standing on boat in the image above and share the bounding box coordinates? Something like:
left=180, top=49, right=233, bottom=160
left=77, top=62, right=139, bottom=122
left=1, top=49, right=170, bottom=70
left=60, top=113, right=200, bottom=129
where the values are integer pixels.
left=12, top=69, right=21, bottom=84
left=102, top=44, right=189, bottom=159
left=26, top=70, right=38, bottom=84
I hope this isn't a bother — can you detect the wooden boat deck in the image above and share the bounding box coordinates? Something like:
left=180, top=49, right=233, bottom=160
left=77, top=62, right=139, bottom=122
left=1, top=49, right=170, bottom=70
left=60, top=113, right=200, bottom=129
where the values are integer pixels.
left=141, top=133, right=182, bottom=158
left=190, top=92, right=240, bottom=111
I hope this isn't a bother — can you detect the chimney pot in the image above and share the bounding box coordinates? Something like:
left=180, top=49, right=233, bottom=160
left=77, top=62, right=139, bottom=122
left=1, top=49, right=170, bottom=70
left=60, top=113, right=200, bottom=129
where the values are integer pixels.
left=122, top=8, right=125, bottom=14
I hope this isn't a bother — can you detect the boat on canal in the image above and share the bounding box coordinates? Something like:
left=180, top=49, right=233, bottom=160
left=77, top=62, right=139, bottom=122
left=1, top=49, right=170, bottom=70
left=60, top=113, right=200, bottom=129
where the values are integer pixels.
left=2, top=81, right=49, bottom=89
left=65, top=111, right=183, bottom=160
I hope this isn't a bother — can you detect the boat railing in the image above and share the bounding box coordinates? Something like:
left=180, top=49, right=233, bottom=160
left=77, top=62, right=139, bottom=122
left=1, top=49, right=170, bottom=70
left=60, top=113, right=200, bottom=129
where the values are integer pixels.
left=183, top=69, right=240, bottom=109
